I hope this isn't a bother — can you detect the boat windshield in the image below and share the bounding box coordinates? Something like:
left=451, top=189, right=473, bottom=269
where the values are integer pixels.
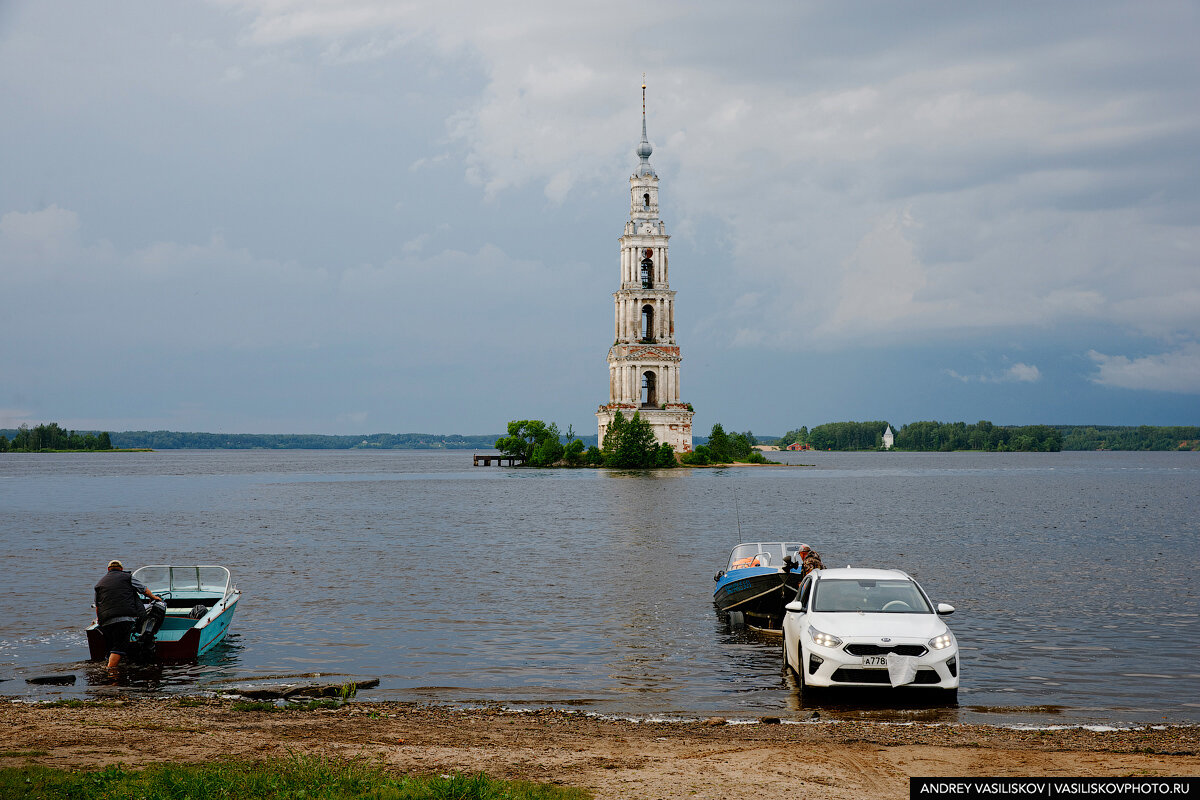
left=725, top=542, right=804, bottom=570
left=811, top=579, right=933, bottom=614
left=133, top=565, right=232, bottom=597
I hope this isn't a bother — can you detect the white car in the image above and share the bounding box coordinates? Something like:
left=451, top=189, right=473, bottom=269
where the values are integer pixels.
left=781, top=567, right=959, bottom=698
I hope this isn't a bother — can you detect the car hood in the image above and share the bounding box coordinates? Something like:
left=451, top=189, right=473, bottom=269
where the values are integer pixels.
left=807, top=611, right=949, bottom=640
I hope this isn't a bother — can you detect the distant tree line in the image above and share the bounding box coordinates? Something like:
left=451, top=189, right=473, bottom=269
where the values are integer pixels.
left=771, top=421, right=1198, bottom=452
left=99, top=431, right=505, bottom=450
left=776, top=421, right=889, bottom=450
left=1057, top=425, right=1200, bottom=451
left=0, top=423, right=112, bottom=452
left=896, top=420, right=1062, bottom=451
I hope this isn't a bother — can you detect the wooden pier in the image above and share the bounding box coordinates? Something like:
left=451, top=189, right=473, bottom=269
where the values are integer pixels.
left=473, top=453, right=522, bottom=467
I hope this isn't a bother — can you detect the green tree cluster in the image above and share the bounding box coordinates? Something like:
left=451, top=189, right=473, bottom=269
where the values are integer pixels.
left=805, top=421, right=890, bottom=451
left=601, top=411, right=676, bottom=468
left=894, top=420, right=1061, bottom=451
left=494, top=414, right=677, bottom=468
left=681, top=424, right=770, bottom=465
left=494, top=420, right=566, bottom=466
left=776, top=426, right=808, bottom=448
left=2, top=423, right=113, bottom=452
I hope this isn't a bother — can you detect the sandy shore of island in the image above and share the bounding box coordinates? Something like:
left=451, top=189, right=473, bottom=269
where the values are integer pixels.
left=2, top=699, right=1197, bottom=799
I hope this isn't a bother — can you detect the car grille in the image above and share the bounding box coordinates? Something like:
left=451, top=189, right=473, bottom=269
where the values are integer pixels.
left=844, top=644, right=927, bottom=657
left=831, top=668, right=942, bottom=685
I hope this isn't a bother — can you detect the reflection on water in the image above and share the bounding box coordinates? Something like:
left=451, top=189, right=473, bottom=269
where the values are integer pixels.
left=1, top=449, right=1198, bottom=725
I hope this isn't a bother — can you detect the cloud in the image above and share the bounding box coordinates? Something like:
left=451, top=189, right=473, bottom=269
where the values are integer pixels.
left=162, top=2, right=1200, bottom=351
left=1087, top=343, right=1200, bottom=394
left=943, top=361, right=1041, bottom=384
left=0, top=408, right=36, bottom=429
left=338, top=411, right=368, bottom=426
left=987, top=363, right=1041, bottom=384
left=0, top=205, right=81, bottom=265
left=0, top=204, right=587, bottom=359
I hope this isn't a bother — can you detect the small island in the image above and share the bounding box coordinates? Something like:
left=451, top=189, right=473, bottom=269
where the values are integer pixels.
left=0, top=423, right=114, bottom=453
left=494, top=414, right=773, bottom=468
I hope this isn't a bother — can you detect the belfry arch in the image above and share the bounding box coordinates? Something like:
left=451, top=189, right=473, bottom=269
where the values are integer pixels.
left=641, top=371, right=658, bottom=407
left=641, top=304, right=655, bottom=341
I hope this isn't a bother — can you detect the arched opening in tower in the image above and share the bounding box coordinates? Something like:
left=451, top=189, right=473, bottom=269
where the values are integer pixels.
left=640, top=258, right=653, bottom=289
left=641, top=371, right=658, bottom=408
left=641, top=304, right=655, bottom=342
left=643, top=192, right=651, bottom=210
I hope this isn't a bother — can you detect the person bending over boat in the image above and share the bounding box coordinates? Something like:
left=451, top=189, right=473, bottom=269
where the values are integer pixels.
left=784, top=544, right=824, bottom=578
left=799, top=544, right=825, bottom=577
left=94, top=559, right=162, bottom=671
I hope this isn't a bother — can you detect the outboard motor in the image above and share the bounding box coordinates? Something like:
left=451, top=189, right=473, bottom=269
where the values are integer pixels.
left=133, top=598, right=167, bottom=658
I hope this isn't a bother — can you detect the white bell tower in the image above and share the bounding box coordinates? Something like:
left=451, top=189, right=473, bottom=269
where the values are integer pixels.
left=597, top=81, right=694, bottom=453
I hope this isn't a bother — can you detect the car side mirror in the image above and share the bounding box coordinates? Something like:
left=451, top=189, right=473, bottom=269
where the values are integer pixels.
left=784, top=600, right=806, bottom=613
left=937, top=603, right=956, bottom=615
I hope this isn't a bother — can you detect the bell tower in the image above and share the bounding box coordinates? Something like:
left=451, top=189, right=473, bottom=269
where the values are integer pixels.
left=597, top=81, right=694, bottom=453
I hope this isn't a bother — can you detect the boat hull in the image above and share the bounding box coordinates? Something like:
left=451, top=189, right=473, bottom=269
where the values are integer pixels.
left=86, top=593, right=239, bottom=662
left=713, top=568, right=802, bottom=630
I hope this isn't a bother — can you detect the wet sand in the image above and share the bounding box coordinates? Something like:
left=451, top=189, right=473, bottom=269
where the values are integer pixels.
left=2, top=699, right=1197, bottom=799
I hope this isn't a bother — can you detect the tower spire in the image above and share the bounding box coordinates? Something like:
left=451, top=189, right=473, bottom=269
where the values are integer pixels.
left=636, top=75, right=654, bottom=173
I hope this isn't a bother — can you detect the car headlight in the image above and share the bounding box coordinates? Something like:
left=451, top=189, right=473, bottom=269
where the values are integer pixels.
left=928, top=632, right=955, bottom=650
left=808, top=625, right=842, bottom=648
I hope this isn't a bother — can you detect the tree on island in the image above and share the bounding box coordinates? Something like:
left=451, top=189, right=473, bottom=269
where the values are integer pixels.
left=681, top=423, right=769, bottom=465
left=494, top=420, right=564, bottom=467
left=601, top=411, right=675, bottom=468
left=3, top=423, right=114, bottom=452
left=495, top=413, right=675, bottom=468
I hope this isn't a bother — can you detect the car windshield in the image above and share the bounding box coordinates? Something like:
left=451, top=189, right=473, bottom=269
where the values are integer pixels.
left=812, top=578, right=933, bottom=613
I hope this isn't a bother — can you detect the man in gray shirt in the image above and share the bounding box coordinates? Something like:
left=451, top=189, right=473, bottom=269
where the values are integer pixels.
left=94, top=559, right=162, bottom=670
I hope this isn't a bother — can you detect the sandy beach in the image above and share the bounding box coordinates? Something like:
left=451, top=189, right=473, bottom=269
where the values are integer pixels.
left=2, top=699, right=1197, bottom=799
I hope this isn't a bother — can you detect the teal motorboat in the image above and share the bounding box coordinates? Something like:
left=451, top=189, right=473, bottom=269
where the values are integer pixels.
left=87, top=565, right=241, bottom=662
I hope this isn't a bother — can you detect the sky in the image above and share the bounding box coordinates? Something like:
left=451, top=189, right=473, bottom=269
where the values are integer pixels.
left=2, top=0, right=1198, bottom=437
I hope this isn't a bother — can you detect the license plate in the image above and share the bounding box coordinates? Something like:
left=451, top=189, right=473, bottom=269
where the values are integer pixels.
left=862, top=655, right=888, bottom=667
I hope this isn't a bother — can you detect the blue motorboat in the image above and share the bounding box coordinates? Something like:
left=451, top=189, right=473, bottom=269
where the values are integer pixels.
left=87, top=565, right=241, bottom=661
left=713, top=542, right=806, bottom=630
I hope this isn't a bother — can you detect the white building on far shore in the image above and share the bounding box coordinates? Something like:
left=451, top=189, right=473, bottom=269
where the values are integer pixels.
left=882, top=425, right=895, bottom=450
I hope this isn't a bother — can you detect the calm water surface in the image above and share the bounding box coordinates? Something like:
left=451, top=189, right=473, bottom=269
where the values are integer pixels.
left=1, top=449, right=1197, bottom=726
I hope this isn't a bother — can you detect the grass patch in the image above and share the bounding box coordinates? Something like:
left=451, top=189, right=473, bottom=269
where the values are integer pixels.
left=0, top=756, right=590, bottom=799
left=175, top=697, right=210, bottom=708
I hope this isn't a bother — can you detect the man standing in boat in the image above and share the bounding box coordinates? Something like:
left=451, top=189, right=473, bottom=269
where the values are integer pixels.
left=94, top=559, right=163, bottom=671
